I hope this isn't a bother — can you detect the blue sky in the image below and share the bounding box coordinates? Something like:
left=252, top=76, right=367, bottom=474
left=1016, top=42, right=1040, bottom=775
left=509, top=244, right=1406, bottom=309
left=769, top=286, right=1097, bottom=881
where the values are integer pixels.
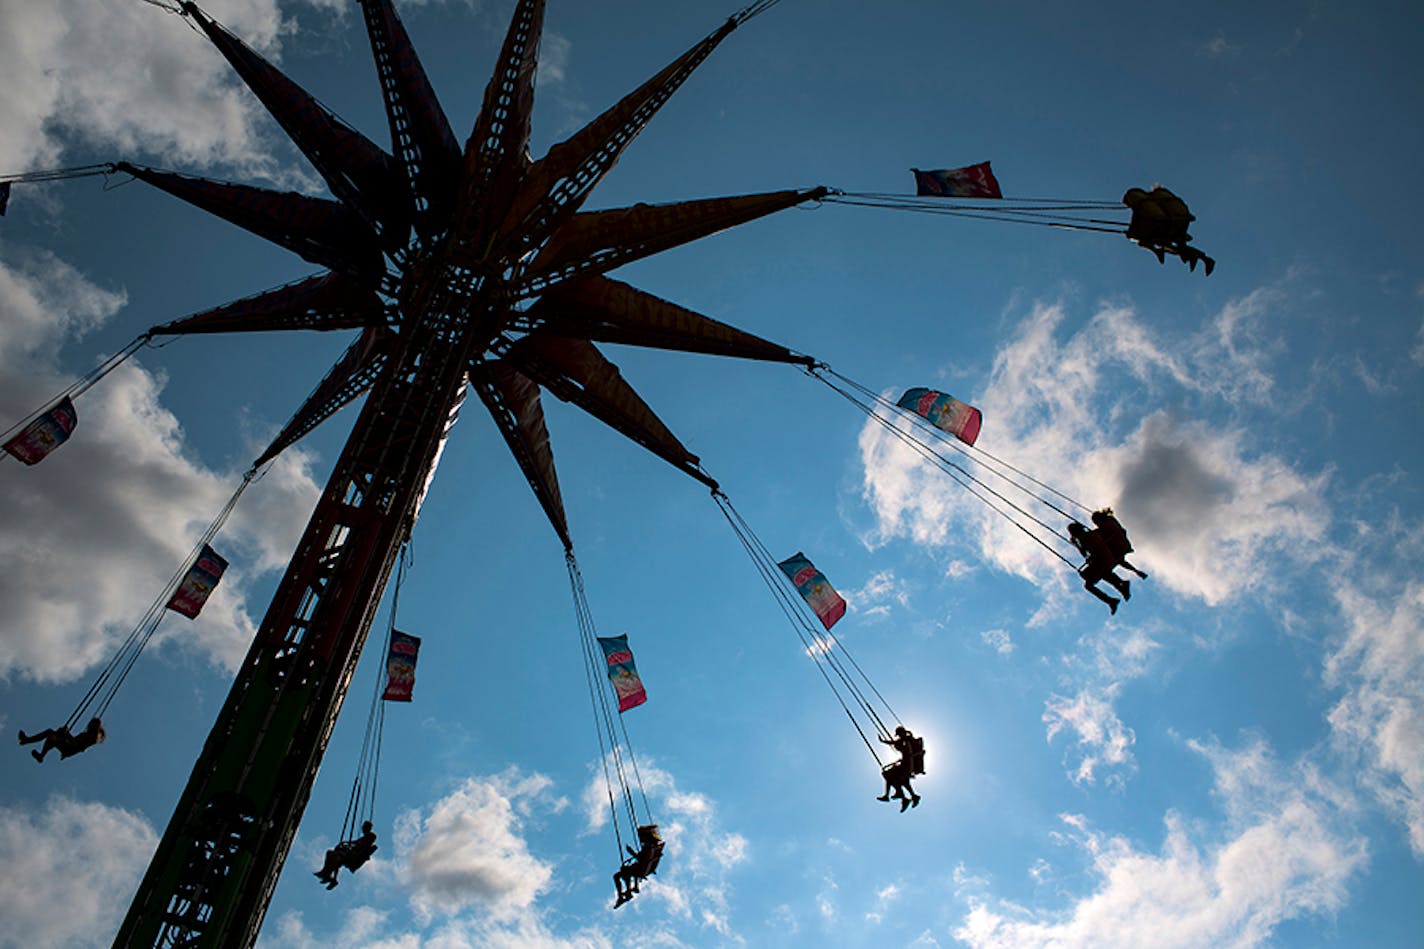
left=2, top=0, right=1422, bottom=946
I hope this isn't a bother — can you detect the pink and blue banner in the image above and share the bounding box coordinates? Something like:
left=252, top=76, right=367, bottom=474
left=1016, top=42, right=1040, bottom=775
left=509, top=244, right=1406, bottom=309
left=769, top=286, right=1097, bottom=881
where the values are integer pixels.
left=382, top=630, right=422, bottom=702
left=165, top=544, right=229, bottom=619
left=3, top=396, right=78, bottom=465
left=597, top=634, right=647, bottom=712
left=778, top=552, right=847, bottom=631
left=897, top=387, right=982, bottom=446
left=911, top=162, right=1002, bottom=199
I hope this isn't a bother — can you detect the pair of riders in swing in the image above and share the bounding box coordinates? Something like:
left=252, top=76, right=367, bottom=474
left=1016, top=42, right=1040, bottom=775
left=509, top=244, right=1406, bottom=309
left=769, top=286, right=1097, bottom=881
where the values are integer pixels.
left=1123, top=186, right=1215, bottom=276
left=877, top=725, right=925, bottom=811
left=1069, top=508, right=1147, bottom=615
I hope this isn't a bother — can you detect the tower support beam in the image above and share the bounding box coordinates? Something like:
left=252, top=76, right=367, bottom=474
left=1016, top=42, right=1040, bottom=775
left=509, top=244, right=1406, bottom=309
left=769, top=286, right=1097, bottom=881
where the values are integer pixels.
left=114, top=268, right=490, bottom=949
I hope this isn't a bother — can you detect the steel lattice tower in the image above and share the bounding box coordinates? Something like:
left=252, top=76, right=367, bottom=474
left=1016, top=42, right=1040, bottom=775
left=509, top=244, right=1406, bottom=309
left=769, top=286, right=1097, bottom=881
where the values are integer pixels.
left=113, top=1, right=821, bottom=945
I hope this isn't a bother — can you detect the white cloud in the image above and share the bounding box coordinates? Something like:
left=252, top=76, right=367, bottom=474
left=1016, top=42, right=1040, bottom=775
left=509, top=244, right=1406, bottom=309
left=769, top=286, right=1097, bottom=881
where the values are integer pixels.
left=0, top=796, right=158, bottom=949
left=262, top=907, right=406, bottom=949
left=294, top=0, right=349, bottom=14
left=0, top=0, right=301, bottom=184
left=1326, top=580, right=1424, bottom=855
left=845, top=569, right=911, bottom=618
left=1111, top=413, right=1330, bottom=605
left=537, top=33, right=573, bottom=88
left=1193, top=286, right=1282, bottom=405
left=1200, top=31, right=1242, bottom=58
left=397, top=771, right=558, bottom=921
left=1084, top=626, right=1159, bottom=682
left=953, top=737, right=1367, bottom=949
left=0, top=246, right=321, bottom=682
left=865, top=882, right=901, bottom=924
left=1040, top=626, right=1159, bottom=786
left=980, top=627, right=1013, bottom=656
left=264, top=906, right=616, bottom=949
left=815, top=874, right=839, bottom=923
left=858, top=293, right=1329, bottom=607
left=944, top=560, right=973, bottom=579
left=1352, top=353, right=1394, bottom=396
left=1043, top=685, right=1135, bottom=787
left=951, top=861, right=989, bottom=890
left=0, top=247, right=123, bottom=354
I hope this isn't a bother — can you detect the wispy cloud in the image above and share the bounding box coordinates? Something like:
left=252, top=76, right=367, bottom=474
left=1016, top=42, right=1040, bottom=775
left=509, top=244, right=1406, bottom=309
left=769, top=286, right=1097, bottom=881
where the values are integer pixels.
left=954, top=736, right=1367, bottom=948
left=1200, top=31, right=1242, bottom=58
left=865, top=882, right=902, bottom=924
left=1326, top=572, right=1424, bottom=855
left=845, top=569, right=911, bottom=618
left=1410, top=285, right=1424, bottom=365
left=1043, top=684, right=1135, bottom=787
left=538, top=32, right=573, bottom=88
left=1040, top=624, right=1159, bottom=786
left=980, top=627, right=1014, bottom=656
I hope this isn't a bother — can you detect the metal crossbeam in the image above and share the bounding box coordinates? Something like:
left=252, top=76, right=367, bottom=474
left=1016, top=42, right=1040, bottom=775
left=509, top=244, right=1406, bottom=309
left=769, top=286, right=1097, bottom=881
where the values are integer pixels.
left=184, top=3, right=409, bottom=250
left=356, top=0, right=460, bottom=236
left=457, top=0, right=545, bottom=239
left=500, top=17, right=739, bottom=256
left=470, top=365, right=571, bottom=550
left=514, top=188, right=828, bottom=298
left=254, top=329, right=393, bottom=466
left=150, top=273, right=391, bottom=337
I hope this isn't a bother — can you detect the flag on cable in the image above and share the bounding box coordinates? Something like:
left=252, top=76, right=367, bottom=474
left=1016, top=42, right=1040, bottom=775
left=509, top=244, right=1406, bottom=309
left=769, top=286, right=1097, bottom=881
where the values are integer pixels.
left=897, top=387, right=982, bottom=446
left=3, top=396, right=78, bottom=465
left=911, top=162, right=1002, bottom=199
left=0, top=182, right=11, bottom=215
left=597, top=634, right=647, bottom=712
left=382, top=630, right=422, bottom=702
left=165, top=544, right=229, bottom=619
left=778, top=552, right=847, bottom=630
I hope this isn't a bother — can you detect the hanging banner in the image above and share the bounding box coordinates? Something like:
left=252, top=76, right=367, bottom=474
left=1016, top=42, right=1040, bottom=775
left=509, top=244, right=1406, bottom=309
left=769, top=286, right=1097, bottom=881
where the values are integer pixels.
left=3, top=396, right=78, bottom=465
left=597, top=633, right=647, bottom=712
left=911, top=162, right=1002, bottom=198
left=777, top=552, right=847, bottom=631
left=381, top=630, right=422, bottom=702
left=165, top=544, right=229, bottom=619
left=897, top=387, right=982, bottom=446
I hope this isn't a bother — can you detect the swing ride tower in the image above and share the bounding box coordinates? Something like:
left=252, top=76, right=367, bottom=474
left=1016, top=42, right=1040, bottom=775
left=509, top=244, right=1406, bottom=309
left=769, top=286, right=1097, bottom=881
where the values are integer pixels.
left=112, top=0, right=823, bottom=944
